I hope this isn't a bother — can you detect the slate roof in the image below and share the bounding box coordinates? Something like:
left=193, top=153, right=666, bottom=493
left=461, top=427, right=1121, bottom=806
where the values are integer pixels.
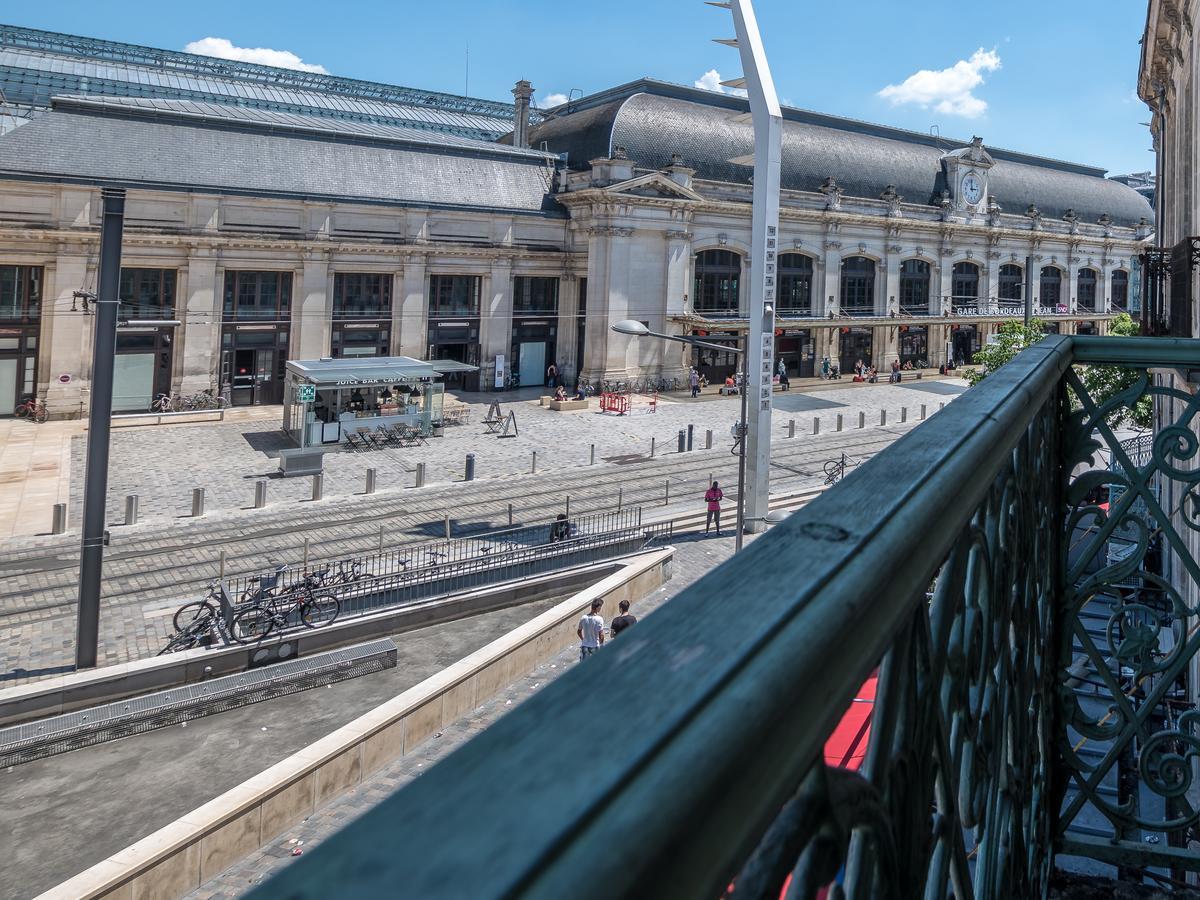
left=0, top=100, right=561, bottom=215
left=526, top=80, right=1153, bottom=227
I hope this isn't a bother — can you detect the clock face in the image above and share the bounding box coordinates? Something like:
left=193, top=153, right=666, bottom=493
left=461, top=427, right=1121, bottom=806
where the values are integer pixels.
left=961, top=173, right=983, bottom=205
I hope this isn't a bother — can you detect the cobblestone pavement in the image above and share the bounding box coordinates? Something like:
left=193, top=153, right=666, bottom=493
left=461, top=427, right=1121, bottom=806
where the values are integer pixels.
left=186, top=531, right=745, bottom=898
left=55, top=379, right=962, bottom=535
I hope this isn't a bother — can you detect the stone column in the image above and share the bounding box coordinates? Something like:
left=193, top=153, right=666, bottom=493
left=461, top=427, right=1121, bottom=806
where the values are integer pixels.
left=875, top=324, right=897, bottom=371
left=984, top=259, right=1000, bottom=300
left=556, top=276, right=579, bottom=385
left=581, top=226, right=634, bottom=381
left=821, top=242, right=840, bottom=316
left=936, top=254, right=952, bottom=315
left=41, top=245, right=92, bottom=417
left=397, top=257, right=427, bottom=359
left=480, top=259, right=513, bottom=388
left=295, top=251, right=331, bottom=361
left=179, top=250, right=219, bottom=393
left=1066, top=257, right=1079, bottom=315
left=883, top=246, right=900, bottom=315
left=928, top=324, right=947, bottom=368
left=662, top=229, right=693, bottom=379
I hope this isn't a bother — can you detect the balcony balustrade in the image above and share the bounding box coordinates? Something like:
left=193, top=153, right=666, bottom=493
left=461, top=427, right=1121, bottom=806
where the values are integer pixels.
left=255, top=335, right=1200, bottom=899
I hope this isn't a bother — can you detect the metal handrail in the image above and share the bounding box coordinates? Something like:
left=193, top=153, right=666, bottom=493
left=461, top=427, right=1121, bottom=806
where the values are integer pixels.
left=256, top=336, right=1200, bottom=899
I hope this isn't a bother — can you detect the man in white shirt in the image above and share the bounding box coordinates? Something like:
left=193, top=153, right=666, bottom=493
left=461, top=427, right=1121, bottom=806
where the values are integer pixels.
left=577, top=598, right=605, bottom=661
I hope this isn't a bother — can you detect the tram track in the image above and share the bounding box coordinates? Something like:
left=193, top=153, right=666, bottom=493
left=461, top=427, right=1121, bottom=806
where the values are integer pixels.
left=0, top=427, right=913, bottom=627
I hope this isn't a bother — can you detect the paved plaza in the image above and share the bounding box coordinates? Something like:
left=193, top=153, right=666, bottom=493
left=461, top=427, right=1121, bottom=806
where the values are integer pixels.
left=6, top=377, right=965, bottom=542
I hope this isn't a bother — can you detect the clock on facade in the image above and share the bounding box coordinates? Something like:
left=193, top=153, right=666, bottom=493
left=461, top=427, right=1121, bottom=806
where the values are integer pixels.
left=961, top=172, right=983, bottom=205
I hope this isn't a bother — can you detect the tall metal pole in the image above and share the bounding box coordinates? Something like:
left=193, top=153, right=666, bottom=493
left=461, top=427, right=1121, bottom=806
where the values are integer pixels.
left=727, top=0, right=782, bottom=535
left=76, top=187, right=125, bottom=670
left=735, top=337, right=749, bottom=551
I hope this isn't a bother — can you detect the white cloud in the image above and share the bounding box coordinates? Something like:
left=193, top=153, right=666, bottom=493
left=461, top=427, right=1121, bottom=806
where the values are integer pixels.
left=878, top=48, right=1001, bottom=119
left=537, top=92, right=570, bottom=109
left=694, top=69, right=747, bottom=98
left=183, top=37, right=328, bottom=74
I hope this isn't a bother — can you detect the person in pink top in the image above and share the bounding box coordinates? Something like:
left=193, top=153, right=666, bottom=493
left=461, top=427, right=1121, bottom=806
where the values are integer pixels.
left=704, top=481, right=724, bottom=535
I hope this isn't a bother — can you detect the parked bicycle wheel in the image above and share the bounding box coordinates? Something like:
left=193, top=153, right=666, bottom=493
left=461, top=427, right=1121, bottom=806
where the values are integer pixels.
left=173, top=599, right=218, bottom=633
left=33, top=403, right=47, bottom=424
left=230, top=604, right=274, bottom=643
left=300, top=593, right=340, bottom=628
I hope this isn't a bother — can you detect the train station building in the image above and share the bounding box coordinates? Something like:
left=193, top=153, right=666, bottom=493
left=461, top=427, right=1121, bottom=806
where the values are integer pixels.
left=0, top=24, right=1152, bottom=416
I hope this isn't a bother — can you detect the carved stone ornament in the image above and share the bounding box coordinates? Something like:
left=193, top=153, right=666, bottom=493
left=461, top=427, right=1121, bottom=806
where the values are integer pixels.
left=612, top=145, right=629, bottom=160
left=819, top=177, right=843, bottom=211
left=888, top=244, right=903, bottom=254
left=880, top=184, right=903, bottom=217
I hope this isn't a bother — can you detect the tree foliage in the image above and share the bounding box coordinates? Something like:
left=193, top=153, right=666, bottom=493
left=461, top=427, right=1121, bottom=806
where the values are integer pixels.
left=961, top=319, right=1047, bottom=386
left=1078, top=313, right=1152, bottom=430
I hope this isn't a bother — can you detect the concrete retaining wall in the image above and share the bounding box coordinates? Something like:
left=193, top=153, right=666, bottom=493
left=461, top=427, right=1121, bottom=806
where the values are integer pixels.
left=37, top=547, right=673, bottom=900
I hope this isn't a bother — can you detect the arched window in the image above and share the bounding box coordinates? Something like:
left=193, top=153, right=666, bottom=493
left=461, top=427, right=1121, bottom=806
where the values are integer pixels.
left=899, top=259, right=930, bottom=314
left=1078, top=268, right=1097, bottom=311
left=951, top=262, right=980, bottom=307
left=840, top=256, right=875, bottom=316
left=998, top=264, right=1023, bottom=301
left=692, top=250, right=741, bottom=317
left=1040, top=266, right=1063, bottom=307
left=1112, top=270, right=1129, bottom=310
left=777, top=253, right=813, bottom=315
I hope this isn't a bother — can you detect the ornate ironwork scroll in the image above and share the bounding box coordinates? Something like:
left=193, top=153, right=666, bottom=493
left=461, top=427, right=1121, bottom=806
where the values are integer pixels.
left=731, top=396, right=1062, bottom=898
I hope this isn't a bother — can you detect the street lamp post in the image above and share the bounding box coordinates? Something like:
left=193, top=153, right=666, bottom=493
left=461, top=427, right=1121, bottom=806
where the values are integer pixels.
left=611, top=320, right=750, bottom=551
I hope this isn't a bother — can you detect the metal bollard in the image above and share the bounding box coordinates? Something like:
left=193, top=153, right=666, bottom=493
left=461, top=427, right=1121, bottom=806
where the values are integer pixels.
left=415, top=462, right=426, bottom=488
left=508, top=503, right=513, bottom=527
left=312, top=474, right=324, bottom=502
left=665, top=479, right=670, bottom=506
left=253, top=481, right=266, bottom=509
left=813, top=417, right=820, bottom=435
left=124, top=494, right=138, bottom=526
left=618, top=487, right=623, bottom=512
left=218, top=550, right=226, bottom=581
left=378, top=525, right=384, bottom=552
left=590, top=444, right=595, bottom=465
left=880, top=410, right=887, bottom=426
left=444, top=514, right=451, bottom=540
left=565, top=495, right=571, bottom=519
left=687, top=424, right=694, bottom=451
left=677, top=430, right=686, bottom=453
left=531, top=451, right=537, bottom=474
left=788, top=420, right=796, bottom=439
left=920, top=404, right=927, bottom=420
left=192, top=487, right=205, bottom=517
left=464, top=455, right=475, bottom=482
left=303, top=537, right=310, bottom=569
left=705, top=429, right=713, bottom=450
left=900, top=407, right=908, bottom=423
left=365, top=468, right=376, bottom=494
left=836, top=414, right=843, bottom=432
left=858, top=411, right=866, bottom=429
left=650, top=437, right=656, bottom=458
left=51, top=502, right=67, bottom=535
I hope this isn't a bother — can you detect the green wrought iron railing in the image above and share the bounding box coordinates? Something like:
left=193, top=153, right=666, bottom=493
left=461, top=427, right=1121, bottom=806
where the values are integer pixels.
left=253, top=335, right=1200, bottom=899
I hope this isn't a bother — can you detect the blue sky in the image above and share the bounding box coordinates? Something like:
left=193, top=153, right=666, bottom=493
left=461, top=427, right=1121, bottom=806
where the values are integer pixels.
left=11, top=0, right=1153, bottom=175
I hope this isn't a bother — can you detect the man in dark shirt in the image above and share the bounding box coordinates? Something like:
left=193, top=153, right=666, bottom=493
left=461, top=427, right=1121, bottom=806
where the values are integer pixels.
left=610, top=599, right=637, bottom=637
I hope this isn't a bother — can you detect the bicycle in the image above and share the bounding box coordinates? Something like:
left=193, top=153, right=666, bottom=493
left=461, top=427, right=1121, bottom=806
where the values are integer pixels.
left=158, top=615, right=218, bottom=654
left=238, top=563, right=289, bottom=605
left=14, top=397, right=47, bottom=423
left=149, top=393, right=174, bottom=413
left=311, top=559, right=365, bottom=586
left=172, top=581, right=225, bottom=632
left=229, top=575, right=341, bottom=643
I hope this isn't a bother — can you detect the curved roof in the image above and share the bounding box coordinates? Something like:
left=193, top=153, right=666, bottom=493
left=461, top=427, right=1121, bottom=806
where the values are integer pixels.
left=527, top=81, right=1152, bottom=227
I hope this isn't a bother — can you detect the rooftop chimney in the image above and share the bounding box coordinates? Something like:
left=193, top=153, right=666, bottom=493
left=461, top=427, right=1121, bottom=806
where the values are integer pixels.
left=512, top=80, right=533, bottom=149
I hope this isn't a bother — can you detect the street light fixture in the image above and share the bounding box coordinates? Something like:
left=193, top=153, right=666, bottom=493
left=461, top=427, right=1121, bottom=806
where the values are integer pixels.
left=611, top=320, right=751, bottom=551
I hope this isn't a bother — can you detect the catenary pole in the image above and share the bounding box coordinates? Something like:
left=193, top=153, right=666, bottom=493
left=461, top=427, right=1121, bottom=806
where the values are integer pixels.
left=727, top=0, right=782, bottom=535
left=76, top=187, right=125, bottom=669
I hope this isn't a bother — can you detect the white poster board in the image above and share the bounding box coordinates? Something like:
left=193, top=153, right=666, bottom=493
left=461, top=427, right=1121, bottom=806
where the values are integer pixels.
left=494, top=354, right=506, bottom=390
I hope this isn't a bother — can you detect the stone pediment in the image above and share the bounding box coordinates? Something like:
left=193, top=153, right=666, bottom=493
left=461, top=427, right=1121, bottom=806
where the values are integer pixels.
left=601, top=172, right=704, bottom=202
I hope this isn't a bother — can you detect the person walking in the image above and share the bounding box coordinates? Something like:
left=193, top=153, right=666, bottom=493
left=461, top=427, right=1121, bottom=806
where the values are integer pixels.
left=777, top=358, right=790, bottom=391
left=610, top=599, right=637, bottom=637
left=689, top=368, right=701, bottom=398
left=704, top=481, right=724, bottom=535
left=546, top=362, right=558, bottom=389
left=577, top=598, right=605, bottom=660
left=890, top=359, right=900, bottom=384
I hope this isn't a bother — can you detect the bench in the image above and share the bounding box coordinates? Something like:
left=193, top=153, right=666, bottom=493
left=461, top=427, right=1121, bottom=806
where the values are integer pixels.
left=896, top=371, right=924, bottom=382
left=548, top=399, right=589, bottom=411
left=278, top=447, right=324, bottom=476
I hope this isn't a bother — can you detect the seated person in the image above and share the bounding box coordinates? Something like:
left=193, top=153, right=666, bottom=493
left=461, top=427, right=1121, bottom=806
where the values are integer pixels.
left=549, top=513, right=571, bottom=543
left=867, top=366, right=878, bottom=383
left=573, top=384, right=586, bottom=401
left=724, top=375, right=738, bottom=393
left=554, top=385, right=568, bottom=401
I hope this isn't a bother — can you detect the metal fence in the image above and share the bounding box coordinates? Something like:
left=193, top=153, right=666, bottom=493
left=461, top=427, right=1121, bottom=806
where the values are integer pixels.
left=253, top=336, right=1200, bottom=899
left=209, top=508, right=666, bottom=634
